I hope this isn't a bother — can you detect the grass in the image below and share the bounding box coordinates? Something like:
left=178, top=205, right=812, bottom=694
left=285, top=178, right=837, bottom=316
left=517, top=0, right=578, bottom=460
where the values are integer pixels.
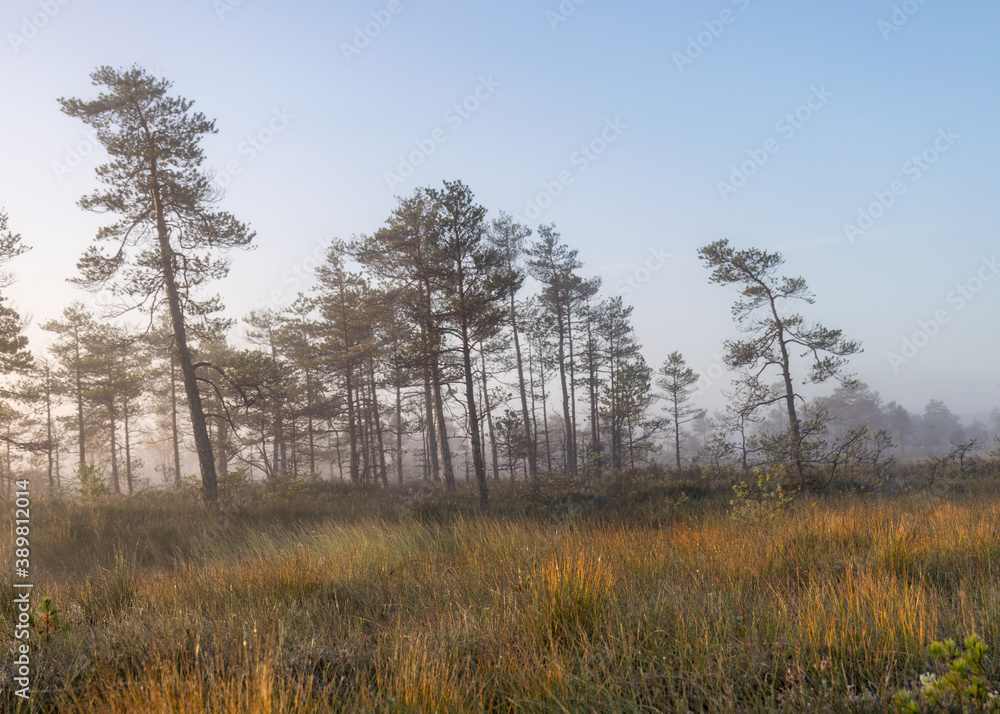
left=2, top=474, right=999, bottom=712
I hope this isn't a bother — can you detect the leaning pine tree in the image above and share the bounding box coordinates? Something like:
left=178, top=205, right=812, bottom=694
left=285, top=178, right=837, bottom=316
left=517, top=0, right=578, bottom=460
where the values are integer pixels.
left=59, top=66, right=255, bottom=504
left=697, top=239, right=860, bottom=487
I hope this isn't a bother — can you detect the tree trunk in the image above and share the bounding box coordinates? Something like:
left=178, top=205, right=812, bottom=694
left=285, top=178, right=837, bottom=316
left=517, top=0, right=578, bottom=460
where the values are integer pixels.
left=609, top=355, right=620, bottom=469
left=75, top=326, right=85, bottom=470
left=280, top=414, right=288, bottom=476
left=510, top=296, right=537, bottom=478
left=586, top=308, right=600, bottom=464
left=306, top=369, right=316, bottom=476
left=458, top=272, right=489, bottom=511
left=424, top=278, right=456, bottom=488
left=463, top=343, right=490, bottom=511
left=150, top=163, right=217, bottom=504
left=368, top=356, right=389, bottom=487
left=260, top=424, right=272, bottom=479
left=528, top=342, right=540, bottom=477
left=272, top=405, right=282, bottom=478
left=45, top=364, right=54, bottom=488
left=478, top=375, right=488, bottom=472
left=480, top=350, right=500, bottom=481
left=170, top=350, right=181, bottom=487
left=290, top=416, right=298, bottom=477
left=342, top=371, right=357, bottom=483
left=567, top=302, right=579, bottom=474
left=331, top=422, right=344, bottom=481
left=358, top=386, right=370, bottom=484
left=421, top=415, right=430, bottom=479
left=778, top=336, right=800, bottom=438
left=109, top=411, right=120, bottom=495
left=124, top=404, right=133, bottom=496
left=628, top=413, right=636, bottom=470
left=216, top=413, right=229, bottom=485
left=674, top=397, right=682, bottom=472
left=555, top=301, right=576, bottom=475
left=342, top=289, right=360, bottom=484
left=772, top=303, right=804, bottom=485
left=431, top=355, right=455, bottom=488
left=539, top=355, right=553, bottom=475
left=421, top=328, right=440, bottom=481
left=395, top=365, right=404, bottom=485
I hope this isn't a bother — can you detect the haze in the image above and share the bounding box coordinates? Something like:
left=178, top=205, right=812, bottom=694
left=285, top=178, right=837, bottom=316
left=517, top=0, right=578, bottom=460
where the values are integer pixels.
left=2, top=0, right=997, bottom=422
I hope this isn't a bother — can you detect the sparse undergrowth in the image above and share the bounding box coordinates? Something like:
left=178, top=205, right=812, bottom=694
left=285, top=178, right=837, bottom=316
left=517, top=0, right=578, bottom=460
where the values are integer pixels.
left=1, top=473, right=998, bottom=713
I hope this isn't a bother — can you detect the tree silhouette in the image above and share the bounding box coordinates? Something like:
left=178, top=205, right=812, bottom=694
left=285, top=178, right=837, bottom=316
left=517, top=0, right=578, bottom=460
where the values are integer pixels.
left=59, top=66, right=254, bottom=504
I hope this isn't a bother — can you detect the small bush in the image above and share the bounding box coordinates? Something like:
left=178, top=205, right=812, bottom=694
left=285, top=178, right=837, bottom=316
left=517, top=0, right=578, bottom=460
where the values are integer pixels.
left=76, top=462, right=109, bottom=500
left=894, top=635, right=999, bottom=712
left=730, top=467, right=794, bottom=521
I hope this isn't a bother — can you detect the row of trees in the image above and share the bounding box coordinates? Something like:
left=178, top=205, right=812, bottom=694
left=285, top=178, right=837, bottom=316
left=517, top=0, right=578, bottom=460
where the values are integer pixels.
left=4, top=274, right=990, bottom=503
left=0, top=66, right=994, bottom=508
left=5, top=285, right=988, bottom=502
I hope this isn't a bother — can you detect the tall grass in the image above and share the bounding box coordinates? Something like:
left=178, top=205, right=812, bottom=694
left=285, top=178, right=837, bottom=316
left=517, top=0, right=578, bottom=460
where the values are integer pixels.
left=2, top=478, right=998, bottom=712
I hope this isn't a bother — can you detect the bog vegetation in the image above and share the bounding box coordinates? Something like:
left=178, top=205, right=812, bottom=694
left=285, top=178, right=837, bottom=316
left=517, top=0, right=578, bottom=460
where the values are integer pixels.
left=3, top=466, right=1000, bottom=712
left=1, top=66, right=998, bottom=711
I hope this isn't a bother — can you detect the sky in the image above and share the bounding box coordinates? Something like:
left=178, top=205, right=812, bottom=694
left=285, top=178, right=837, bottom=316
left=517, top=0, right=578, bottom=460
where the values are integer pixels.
left=1, top=0, right=998, bottom=418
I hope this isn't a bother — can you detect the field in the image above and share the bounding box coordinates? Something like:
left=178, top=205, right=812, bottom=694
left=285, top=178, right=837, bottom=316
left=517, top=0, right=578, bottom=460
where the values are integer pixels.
left=3, top=473, right=1000, bottom=712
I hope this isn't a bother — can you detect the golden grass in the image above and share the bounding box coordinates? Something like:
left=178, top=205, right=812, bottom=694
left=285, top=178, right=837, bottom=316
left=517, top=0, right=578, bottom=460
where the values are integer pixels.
left=3, top=482, right=999, bottom=712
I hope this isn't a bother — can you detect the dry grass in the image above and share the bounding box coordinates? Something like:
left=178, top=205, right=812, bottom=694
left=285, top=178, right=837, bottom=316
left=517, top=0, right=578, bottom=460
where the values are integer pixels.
left=2, top=477, right=999, bottom=712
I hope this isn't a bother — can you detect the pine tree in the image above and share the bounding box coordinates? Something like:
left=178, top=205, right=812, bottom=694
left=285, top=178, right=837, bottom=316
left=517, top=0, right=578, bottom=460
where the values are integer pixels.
left=355, top=190, right=453, bottom=485
left=42, top=303, right=99, bottom=470
left=698, top=239, right=860, bottom=486
left=312, top=241, right=369, bottom=484
left=0, top=210, right=32, bottom=375
left=425, top=180, right=518, bottom=512
left=656, top=352, right=705, bottom=471
left=59, top=66, right=254, bottom=504
left=487, top=213, right=535, bottom=478
left=527, top=225, right=585, bottom=475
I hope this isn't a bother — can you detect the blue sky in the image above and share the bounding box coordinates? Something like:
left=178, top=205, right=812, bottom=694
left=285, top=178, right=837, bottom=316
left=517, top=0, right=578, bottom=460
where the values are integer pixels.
left=1, top=0, right=998, bottom=416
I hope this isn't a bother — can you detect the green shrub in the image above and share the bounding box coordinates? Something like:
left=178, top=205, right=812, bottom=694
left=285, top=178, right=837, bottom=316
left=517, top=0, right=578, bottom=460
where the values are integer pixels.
left=730, top=467, right=794, bottom=521
left=76, top=462, right=109, bottom=500
left=894, top=635, right=999, bottom=712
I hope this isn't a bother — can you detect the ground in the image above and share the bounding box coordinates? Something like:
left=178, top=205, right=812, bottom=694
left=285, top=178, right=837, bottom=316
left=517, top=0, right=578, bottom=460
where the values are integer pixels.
left=2, top=471, right=999, bottom=712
